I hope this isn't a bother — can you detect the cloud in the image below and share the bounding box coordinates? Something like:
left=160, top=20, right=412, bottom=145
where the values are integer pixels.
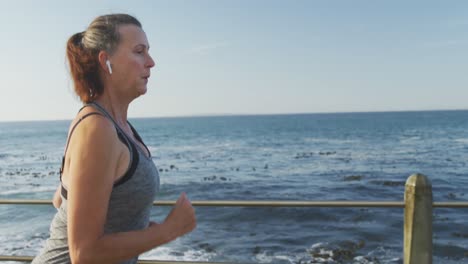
left=187, top=41, right=229, bottom=55
left=423, top=39, right=466, bottom=48
left=422, top=18, right=468, bottom=48
left=443, top=18, right=468, bottom=27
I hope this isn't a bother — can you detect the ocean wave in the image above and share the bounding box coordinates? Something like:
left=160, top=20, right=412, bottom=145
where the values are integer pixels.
left=0, top=186, right=56, bottom=196
left=454, top=138, right=468, bottom=144
left=252, top=242, right=402, bottom=264
left=0, top=153, right=11, bottom=159
left=141, top=245, right=217, bottom=262
left=303, top=138, right=361, bottom=145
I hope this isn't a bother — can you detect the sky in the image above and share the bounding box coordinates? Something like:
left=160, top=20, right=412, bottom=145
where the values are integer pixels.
left=0, top=0, right=467, bottom=121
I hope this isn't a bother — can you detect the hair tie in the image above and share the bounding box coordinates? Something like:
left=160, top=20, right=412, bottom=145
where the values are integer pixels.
left=77, top=31, right=85, bottom=47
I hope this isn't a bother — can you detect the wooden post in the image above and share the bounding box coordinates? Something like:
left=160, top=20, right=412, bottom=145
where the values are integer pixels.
left=404, top=173, right=433, bottom=264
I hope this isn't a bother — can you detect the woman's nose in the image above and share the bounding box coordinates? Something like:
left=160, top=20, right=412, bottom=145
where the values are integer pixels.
left=147, top=54, right=155, bottom=68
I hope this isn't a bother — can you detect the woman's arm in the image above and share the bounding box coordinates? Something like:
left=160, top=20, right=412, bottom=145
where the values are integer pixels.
left=65, top=116, right=196, bottom=264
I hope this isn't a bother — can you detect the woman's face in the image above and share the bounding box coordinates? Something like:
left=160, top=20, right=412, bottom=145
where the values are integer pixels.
left=109, top=24, right=155, bottom=99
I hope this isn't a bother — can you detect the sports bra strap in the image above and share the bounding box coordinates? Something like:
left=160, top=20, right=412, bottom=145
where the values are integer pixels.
left=128, top=122, right=151, bottom=157
left=88, top=102, right=125, bottom=134
left=90, top=102, right=151, bottom=157
left=59, top=112, right=104, bottom=178
left=59, top=103, right=140, bottom=194
left=64, top=112, right=104, bottom=155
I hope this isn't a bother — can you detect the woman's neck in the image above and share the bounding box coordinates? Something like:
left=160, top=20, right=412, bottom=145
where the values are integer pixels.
left=94, top=94, right=130, bottom=128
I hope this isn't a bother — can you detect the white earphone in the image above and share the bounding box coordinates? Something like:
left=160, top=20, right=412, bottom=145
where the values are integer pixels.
left=106, top=60, right=113, bottom=74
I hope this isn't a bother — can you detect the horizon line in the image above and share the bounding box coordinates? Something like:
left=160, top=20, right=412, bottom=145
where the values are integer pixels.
left=1, top=108, right=467, bottom=123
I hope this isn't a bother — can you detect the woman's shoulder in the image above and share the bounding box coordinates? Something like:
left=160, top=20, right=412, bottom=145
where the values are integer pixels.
left=67, top=106, right=118, bottom=148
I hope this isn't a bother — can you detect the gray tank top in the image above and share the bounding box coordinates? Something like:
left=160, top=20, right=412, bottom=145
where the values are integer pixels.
left=32, top=102, right=160, bottom=264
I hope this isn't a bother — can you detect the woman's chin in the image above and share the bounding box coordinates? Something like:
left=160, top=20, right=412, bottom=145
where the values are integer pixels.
left=137, top=86, right=148, bottom=96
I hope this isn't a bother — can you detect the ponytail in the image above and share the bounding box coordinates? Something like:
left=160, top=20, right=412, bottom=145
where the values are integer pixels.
left=66, top=32, right=103, bottom=103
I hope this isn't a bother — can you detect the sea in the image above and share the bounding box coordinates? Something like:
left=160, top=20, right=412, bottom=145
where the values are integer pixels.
left=0, top=110, right=467, bottom=264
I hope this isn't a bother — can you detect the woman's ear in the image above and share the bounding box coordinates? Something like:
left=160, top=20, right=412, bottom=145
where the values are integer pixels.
left=98, top=51, right=112, bottom=75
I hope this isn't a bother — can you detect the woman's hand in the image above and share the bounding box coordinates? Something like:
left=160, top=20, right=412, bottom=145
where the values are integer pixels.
left=160, top=192, right=197, bottom=242
left=52, top=184, right=62, bottom=209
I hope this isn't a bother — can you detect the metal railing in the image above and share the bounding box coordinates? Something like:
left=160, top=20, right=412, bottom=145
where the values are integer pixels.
left=0, top=256, right=239, bottom=264
left=1, top=199, right=467, bottom=208
left=1, top=174, right=467, bottom=263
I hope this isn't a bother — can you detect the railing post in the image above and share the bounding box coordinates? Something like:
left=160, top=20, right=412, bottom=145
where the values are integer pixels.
left=404, top=173, right=433, bottom=264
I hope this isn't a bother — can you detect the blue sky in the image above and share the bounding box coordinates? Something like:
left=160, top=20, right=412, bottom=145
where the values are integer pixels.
left=0, top=1, right=467, bottom=121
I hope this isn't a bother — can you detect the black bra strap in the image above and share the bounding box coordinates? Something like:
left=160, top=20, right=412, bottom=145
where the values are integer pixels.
left=88, top=102, right=125, bottom=134
left=128, top=122, right=151, bottom=157
left=60, top=103, right=139, bottom=189
left=63, top=113, right=104, bottom=156
left=91, top=102, right=151, bottom=158
left=59, top=112, right=104, bottom=180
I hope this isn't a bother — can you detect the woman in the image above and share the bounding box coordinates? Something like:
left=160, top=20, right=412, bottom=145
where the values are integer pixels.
left=33, top=14, right=196, bottom=264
